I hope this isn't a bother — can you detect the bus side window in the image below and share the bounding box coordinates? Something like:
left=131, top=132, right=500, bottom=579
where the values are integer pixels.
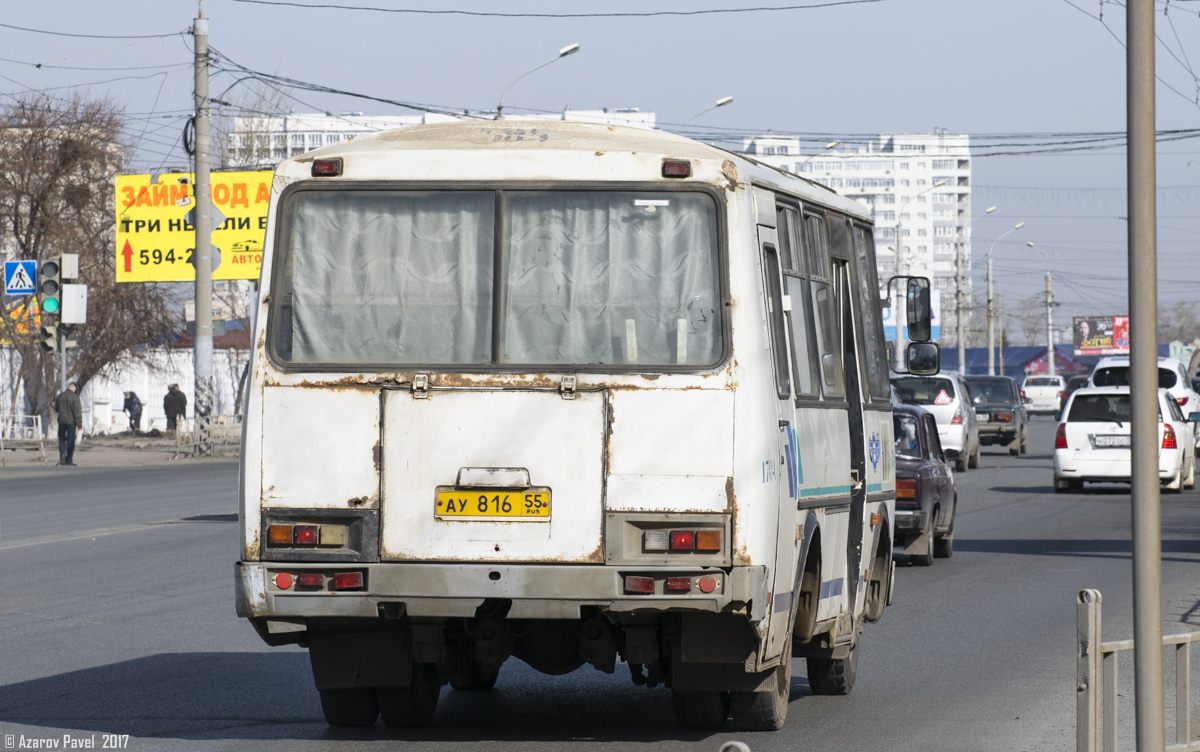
left=852, top=225, right=891, bottom=401
left=804, top=214, right=844, bottom=398
left=762, top=244, right=792, bottom=400
left=778, top=206, right=817, bottom=397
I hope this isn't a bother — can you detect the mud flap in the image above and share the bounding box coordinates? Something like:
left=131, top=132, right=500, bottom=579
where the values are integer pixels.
left=902, top=524, right=933, bottom=556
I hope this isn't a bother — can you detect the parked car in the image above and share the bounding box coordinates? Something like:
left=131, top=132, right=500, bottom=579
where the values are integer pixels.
left=1088, top=356, right=1200, bottom=447
left=1021, top=374, right=1066, bottom=415
left=1059, top=375, right=1090, bottom=412
left=893, top=404, right=957, bottom=564
left=891, top=372, right=981, bottom=472
left=965, top=375, right=1029, bottom=456
left=1053, top=386, right=1198, bottom=493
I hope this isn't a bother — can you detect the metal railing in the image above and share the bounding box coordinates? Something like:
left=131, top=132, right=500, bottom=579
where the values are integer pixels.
left=0, top=414, right=42, bottom=441
left=1078, top=589, right=1200, bottom=752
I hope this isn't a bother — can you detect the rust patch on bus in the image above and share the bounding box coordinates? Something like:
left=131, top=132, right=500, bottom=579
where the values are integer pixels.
left=373, top=441, right=382, bottom=472
left=725, top=476, right=736, bottom=512
left=722, top=160, right=739, bottom=192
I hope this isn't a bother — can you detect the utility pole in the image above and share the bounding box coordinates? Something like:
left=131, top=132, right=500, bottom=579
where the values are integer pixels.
left=997, top=284, right=1005, bottom=375
left=955, top=243, right=965, bottom=372
left=1045, top=270, right=1055, bottom=376
left=192, top=4, right=213, bottom=456
left=1128, top=0, right=1164, bottom=748
left=986, top=257, right=995, bottom=375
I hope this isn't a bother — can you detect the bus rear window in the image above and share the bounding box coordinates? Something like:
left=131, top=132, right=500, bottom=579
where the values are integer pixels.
left=271, top=189, right=723, bottom=369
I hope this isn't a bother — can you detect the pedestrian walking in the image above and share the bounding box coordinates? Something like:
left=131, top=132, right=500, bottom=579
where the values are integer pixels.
left=164, top=383, right=187, bottom=432
left=54, top=382, right=83, bottom=466
left=123, top=391, right=143, bottom=433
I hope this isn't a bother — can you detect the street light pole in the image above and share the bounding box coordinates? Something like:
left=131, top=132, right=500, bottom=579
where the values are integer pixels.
left=1025, top=241, right=1055, bottom=376
left=495, top=43, right=580, bottom=120
left=956, top=205, right=996, bottom=374
left=192, top=4, right=213, bottom=456
left=682, top=96, right=733, bottom=126
left=986, top=222, right=1025, bottom=375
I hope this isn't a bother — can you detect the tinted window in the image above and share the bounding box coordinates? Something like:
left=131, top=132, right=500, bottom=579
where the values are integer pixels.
left=763, top=245, right=791, bottom=400
left=1066, top=394, right=1162, bottom=422
left=1091, top=367, right=1176, bottom=389
left=1167, top=396, right=1185, bottom=422
left=894, top=414, right=922, bottom=459
left=925, top=416, right=944, bottom=458
left=892, top=377, right=955, bottom=405
left=852, top=225, right=890, bottom=400
left=1025, top=377, right=1061, bottom=387
left=966, top=377, right=1016, bottom=404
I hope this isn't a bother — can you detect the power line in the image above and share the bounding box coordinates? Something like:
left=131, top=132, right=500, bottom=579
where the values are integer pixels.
left=227, top=0, right=886, bottom=17
left=0, top=21, right=185, bottom=40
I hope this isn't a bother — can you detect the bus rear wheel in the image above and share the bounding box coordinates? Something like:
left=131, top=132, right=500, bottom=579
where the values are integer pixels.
left=318, top=687, right=379, bottom=727
left=807, top=638, right=858, bottom=696
left=730, top=649, right=791, bottom=731
left=671, top=690, right=729, bottom=731
left=377, top=662, right=442, bottom=728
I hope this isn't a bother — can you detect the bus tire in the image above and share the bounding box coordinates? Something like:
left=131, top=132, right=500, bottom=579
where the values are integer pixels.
left=451, top=659, right=499, bottom=691
left=806, top=639, right=858, bottom=696
left=377, top=662, right=442, bottom=728
left=671, top=690, right=730, bottom=731
left=731, top=649, right=791, bottom=731
left=318, top=687, right=379, bottom=727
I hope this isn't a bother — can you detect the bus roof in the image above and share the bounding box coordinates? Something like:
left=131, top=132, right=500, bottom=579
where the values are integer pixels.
left=275, top=119, right=872, bottom=221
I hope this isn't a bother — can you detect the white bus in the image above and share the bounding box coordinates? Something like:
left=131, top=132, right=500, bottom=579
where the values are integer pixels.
left=235, top=120, right=938, bottom=732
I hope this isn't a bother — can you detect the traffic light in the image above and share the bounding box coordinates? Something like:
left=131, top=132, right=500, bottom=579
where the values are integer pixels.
left=37, top=256, right=61, bottom=316
left=39, top=323, right=57, bottom=352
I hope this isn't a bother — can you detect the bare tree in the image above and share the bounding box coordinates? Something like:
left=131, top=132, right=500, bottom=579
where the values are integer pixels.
left=213, top=79, right=294, bottom=170
left=1158, top=302, right=1200, bottom=344
left=0, top=92, right=175, bottom=416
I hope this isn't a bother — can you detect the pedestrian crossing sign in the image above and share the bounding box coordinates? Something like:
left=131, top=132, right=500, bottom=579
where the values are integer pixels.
left=4, top=260, right=36, bottom=296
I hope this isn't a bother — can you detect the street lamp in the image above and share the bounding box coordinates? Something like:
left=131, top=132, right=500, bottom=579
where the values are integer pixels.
left=1026, top=241, right=1056, bottom=376
left=985, top=219, right=1025, bottom=374
left=797, top=140, right=841, bottom=171
left=682, top=96, right=733, bottom=126
left=893, top=179, right=946, bottom=366
left=495, top=43, right=581, bottom=120
left=956, top=205, right=997, bottom=373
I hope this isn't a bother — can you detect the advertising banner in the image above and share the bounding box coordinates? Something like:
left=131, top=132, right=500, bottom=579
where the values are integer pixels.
left=114, top=170, right=273, bottom=282
left=882, top=289, right=942, bottom=341
left=1073, top=315, right=1130, bottom=356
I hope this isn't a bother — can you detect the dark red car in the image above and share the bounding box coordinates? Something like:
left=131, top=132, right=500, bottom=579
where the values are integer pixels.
left=893, top=404, right=958, bottom=565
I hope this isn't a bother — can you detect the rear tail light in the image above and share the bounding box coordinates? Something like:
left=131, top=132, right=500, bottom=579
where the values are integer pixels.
left=624, top=575, right=655, bottom=594
left=897, top=479, right=917, bottom=499
left=273, top=572, right=294, bottom=589
left=697, top=575, right=718, bottom=593
left=1055, top=423, right=1068, bottom=449
left=1163, top=424, right=1178, bottom=450
left=695, top=531, right=721, bottom=551
left=670, top=531, right=695, bottom=551
left=293, top=525, right=318, bottom=545
left=951, top=410, right=963, bottom=425
left=1058, top=390, right=1065, bottom=401
left=661, top=159, right=691, bottom=178
left=296, top=572, right=324, bottom=588
left=1177, top=396, right=1189, bottom=407
left=332, top=572, right=364, bottom=590
left=267, top=525, right=293, bottom=545
left=993, top=412, right=1012, bottom=422
left=665, top=577, right=692, bottom=593
left=1020, top=390, right=1026, bottom=399
left=311, top=158, right=342, bottom=176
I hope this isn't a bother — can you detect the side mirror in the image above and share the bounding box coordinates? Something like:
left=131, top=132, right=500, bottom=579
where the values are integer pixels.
left=906, top=277, right=932, bottom=342
left=1054, top=411, right=1063, bottom=422
left=906, top=342, right=940, bottom=375
left=1188, top=413, right=1200, bottom=423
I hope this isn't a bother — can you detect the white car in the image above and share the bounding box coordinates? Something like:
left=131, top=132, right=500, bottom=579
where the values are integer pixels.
left=1053, top=386, right=1198, bottom=493
left=1021, top=374, right=1066, bottom=415
left=892, top=372, right=981, bottom=472
left=1089, top=356, right=1200, bottom=446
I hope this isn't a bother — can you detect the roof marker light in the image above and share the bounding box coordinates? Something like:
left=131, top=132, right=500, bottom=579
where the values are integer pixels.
left=311, top=158, right=342, bottom=177
left=662, top=160, right=691, bottom=178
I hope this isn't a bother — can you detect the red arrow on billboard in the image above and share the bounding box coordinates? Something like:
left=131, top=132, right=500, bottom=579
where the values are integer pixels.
left=121, top=240, right=133, bottom=273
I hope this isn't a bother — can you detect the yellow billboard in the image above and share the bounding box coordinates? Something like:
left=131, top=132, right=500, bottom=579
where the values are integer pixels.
left=114, top=170, right=273, bottom=282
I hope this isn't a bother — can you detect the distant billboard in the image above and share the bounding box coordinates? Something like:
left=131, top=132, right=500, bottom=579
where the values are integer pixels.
left=1073, top=315, right=1129, bottom=356
left=883, top=289, right=941, bottom=341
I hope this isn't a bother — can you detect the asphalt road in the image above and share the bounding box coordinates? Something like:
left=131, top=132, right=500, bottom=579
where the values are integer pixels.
left=3, top=419, right=1200, bottom=752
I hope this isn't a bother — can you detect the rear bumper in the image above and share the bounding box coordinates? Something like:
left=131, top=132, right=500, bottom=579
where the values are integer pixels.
left=235, top=561, right=770, bottom=622
left=979, top=423, right=1018, bottom=444
left=893, top=508, right=927, bottom=534
left=1054, top=449, right=1180, bottom=482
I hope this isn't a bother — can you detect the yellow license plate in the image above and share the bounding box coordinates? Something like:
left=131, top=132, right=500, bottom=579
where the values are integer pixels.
left=435, top=488, right=551, bottom=519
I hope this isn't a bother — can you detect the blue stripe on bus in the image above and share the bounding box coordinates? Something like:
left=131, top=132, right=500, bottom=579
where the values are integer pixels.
left=818, top=578, right=844, bottom=600
left=799, top=485, right=853, bottom=498
left=773, top=591, right=793, bottom=613
left=867, top=482, right=883, bottom=493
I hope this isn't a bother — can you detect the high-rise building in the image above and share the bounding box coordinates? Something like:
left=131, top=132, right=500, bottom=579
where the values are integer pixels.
left=744, top=131, right=973, bottom=342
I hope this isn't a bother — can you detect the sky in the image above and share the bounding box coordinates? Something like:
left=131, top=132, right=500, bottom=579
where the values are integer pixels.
left=2, top=0, right=1199, bottom=343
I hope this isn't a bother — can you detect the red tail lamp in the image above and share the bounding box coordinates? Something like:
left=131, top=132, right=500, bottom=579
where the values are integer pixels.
left=1163, top=424, right=1178, bottom=450
left=296, top=572, right=324, bottom=588
left=1055, top=423, right=1068, bottom=449
left=293, top=525, right=318, bottom=545
left=669, top=531, right=695, bottom=551
left=993, top=412, right=1012, bottom=422
left=697, top=575, right=718, bottom=593
left=896, top=479, right=916, bottom=499
left=332, top=572, right=364, bottom=590
left=624, top=575, right=655, bottom=594
left=311, top=158, right=342, bottom=176
left=665, top=577, right=692, bottom=593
